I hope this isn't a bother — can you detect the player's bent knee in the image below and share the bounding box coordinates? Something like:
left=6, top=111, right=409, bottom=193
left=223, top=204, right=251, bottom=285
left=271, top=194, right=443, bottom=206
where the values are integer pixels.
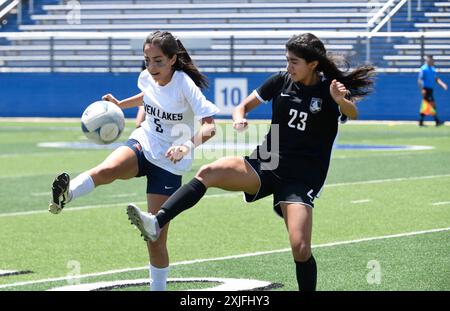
left=291, top=242, right=312, bottom=262
left=195, top=164, right=216, bottom=186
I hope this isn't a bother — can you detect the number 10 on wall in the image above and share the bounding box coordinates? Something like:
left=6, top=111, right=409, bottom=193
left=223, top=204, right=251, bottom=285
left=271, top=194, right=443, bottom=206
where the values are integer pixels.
left=214, top=78, right=248, bottom=116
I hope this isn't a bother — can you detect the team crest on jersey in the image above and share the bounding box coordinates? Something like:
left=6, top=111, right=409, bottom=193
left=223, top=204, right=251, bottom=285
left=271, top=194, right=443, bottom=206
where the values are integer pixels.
left=309, top=97, right=322, bottom=113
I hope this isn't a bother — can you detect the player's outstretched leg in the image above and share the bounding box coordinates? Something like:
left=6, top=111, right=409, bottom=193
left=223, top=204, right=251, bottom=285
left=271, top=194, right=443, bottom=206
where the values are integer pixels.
left=127, top=204, right=161, bottom=242
left=49, top=173, right=70, bottom=214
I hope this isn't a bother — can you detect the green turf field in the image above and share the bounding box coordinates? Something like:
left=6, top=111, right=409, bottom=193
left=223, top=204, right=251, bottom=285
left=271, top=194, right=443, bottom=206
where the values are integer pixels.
left=0, top=120, right=449, bottom=291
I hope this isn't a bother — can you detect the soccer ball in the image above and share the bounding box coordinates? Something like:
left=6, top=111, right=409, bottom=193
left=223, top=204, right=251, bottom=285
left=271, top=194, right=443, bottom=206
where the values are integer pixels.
left=81, top=100, right=125, bottom=145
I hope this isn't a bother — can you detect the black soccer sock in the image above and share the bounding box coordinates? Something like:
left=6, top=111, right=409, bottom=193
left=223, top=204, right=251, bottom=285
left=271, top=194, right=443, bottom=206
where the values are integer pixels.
left=156, top=178, right=207, bottom=228
left=295, top=255, right=317, bottom=291
left=419, top=113, right=425, bottom=125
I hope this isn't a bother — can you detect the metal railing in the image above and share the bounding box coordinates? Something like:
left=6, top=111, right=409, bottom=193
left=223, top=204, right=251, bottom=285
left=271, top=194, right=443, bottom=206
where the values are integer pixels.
left=1, top=31, right=450, bottom=73
left=0, top=0, right=33, bottom=25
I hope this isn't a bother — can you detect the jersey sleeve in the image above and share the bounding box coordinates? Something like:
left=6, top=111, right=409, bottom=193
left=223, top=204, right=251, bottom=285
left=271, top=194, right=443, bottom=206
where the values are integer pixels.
left=137, top=70, right=150, bottom=92
left=182, top=74, right=220, bottom=120
left=254, top=72, right=285, bottom=102
left=418, top=68, right=424, bottom=82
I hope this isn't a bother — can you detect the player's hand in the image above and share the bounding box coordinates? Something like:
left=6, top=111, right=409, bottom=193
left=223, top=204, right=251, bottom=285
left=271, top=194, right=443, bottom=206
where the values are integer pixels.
left=102, top=93, right=120, bottom=106
left=233, top=118, right=248, bottom=132
left=330, top=79, right=348, bottom=103
left=165, top=145, right=189, bottom=164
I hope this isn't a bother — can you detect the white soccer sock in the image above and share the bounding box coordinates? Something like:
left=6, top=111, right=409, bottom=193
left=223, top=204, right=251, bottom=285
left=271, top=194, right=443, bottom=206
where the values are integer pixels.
left=68, top=173, right=95, bottom=203
left=149, top=264, right=169, bottom=291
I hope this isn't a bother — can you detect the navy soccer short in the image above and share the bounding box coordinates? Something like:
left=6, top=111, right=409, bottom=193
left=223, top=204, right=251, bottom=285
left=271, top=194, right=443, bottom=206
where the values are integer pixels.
left=243, top=156, right=316, bottom=218
left=125, top=139, right=182, bottom=196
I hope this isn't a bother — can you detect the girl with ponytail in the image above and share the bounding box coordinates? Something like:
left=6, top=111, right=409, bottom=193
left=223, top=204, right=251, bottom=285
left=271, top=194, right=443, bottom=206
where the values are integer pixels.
left=49, top=30, right=219, bottom=291
left=125, top=33, right=375, bottom=291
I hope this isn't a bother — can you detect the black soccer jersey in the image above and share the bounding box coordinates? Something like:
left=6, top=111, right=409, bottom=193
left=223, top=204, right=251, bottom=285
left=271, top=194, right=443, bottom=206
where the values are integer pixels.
left=251, top=71, right=346, bottom=193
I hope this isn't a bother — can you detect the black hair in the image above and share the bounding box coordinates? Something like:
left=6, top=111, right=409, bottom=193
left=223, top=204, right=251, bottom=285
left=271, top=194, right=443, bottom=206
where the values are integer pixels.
left=285, top=33, right=375, bottom=99
left=144, top=30, right=208, bottom=90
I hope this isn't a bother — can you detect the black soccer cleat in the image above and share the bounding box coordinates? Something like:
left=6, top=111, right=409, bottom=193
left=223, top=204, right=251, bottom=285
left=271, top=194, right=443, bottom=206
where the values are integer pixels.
left=49, top=173, right=70, bottom=214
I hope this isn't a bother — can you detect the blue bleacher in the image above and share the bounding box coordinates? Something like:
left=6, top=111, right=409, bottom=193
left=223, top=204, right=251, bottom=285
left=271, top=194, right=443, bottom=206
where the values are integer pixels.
left=0, top=0, right=450, bottom=72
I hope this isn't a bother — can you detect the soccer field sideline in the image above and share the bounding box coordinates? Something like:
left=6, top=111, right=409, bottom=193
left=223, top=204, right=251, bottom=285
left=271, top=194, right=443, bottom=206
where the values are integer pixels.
left=1, top=226, right=448, bottom=290
left=1, top=172, right=449, bottom=218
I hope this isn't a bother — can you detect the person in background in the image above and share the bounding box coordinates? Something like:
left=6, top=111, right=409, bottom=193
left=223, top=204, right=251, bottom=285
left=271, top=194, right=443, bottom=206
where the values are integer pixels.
left=418, top=55, right=448, bottom=127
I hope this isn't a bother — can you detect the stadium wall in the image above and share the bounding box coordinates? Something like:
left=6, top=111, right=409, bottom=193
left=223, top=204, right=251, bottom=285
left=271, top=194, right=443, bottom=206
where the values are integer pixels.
left=0, top=72, right=449, bottom=120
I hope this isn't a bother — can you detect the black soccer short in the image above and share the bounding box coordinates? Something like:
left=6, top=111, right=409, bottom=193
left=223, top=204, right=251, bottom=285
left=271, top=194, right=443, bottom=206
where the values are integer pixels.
left=125, top=139, right=182, bottom=196
left=243, top=156, right=316, bottom=218
left=422, top=88, right=434, bottom=102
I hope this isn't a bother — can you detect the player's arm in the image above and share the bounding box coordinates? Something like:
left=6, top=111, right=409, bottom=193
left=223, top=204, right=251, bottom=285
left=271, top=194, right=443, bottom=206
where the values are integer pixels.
left=135, top=106, right=146, bottom=128
left=166, top=117, right=216, bottom=164
left=418, top=71, right=424, bottom=90
left=330, top=79, right=358, bottom=120
left=102, top=92, right=144, bottom=109
left=191, top=116, right=216, bottom=147
left=436, top=77, right=448, bottom=91
left=232, top=92, right=263, bottom=131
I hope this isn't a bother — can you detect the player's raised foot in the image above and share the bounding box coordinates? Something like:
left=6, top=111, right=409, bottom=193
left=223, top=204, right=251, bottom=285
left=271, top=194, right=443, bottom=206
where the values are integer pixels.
left=126, top=204, right=161, bottom=242
left=48, top=173, right=70, bottom=214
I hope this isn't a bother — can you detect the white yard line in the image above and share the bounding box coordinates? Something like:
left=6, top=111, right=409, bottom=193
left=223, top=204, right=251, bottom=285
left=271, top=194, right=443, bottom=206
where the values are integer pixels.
left=332, top=150, right=434, bottom=159
left=31, top=192, right=52, bottom=197
left=1, top=173, right=450, bottom=218
left=351, top=199, right=372, bottom=204
left=0, top=193, right=240, bottom=218
left=431, top=201, right=450, bottom=206
left=109, top=193, right=137, bottom=198
left=325, top=173, right=450, bottom=188
left=0, top=226, right=448, bottom=289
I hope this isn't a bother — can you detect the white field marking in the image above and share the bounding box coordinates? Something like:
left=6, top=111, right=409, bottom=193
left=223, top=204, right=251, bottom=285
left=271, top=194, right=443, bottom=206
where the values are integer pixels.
left=0, top=151, right=94, bottom=159
left=0, top=193, right=241, bottom=218
left=1, top=173, right=450, bottom=217
left=325, top=173, right=450, bottom=188
left=47, top=277, right=271, bottom=291
left=0, top=226, right=449, bottom=289
left=3, top=118, right=443, bottom=126
left=36, top=141, right=436, bottom=152
left=0, top=118, right=430, bottom=125
left=0, top=117, right=80, bottom=123
left=109, top=193, right=137, bottom=198
left=0, top=201, right=146, bottom=218
left=31, top=192, right=52, bottom=197
left=3, top=147, right=426, bottom=160
left=351, top=199, right=372, bottom=204
left=431, top=201, right=450, bottom=206
left=332, top=150, right=435, bottom=159
left=33, top=192, right=136, bottom=198
left=0, top=270, right=19, bottom=277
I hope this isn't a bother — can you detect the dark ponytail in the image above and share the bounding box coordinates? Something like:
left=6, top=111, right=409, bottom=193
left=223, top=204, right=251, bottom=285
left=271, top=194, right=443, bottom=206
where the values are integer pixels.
left=286, top=33, right=375, bottom=99
left=144, top=31, right=208, bottom=90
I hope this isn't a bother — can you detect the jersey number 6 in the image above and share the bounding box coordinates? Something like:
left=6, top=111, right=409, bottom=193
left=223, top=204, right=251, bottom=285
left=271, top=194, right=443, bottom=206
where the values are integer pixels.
left=288, top=109, right=308, bottom=131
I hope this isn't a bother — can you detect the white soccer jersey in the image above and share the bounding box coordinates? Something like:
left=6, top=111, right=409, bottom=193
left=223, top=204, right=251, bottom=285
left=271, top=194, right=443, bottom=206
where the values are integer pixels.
left=129, top=70, right=219, bottom=175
